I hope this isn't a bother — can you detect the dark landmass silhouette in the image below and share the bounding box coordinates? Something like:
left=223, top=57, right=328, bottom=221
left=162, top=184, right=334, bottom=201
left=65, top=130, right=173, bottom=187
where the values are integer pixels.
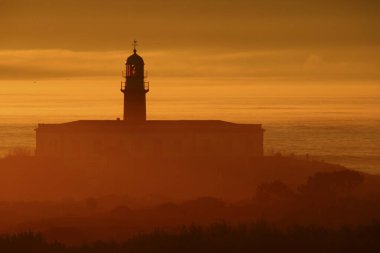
left=0, top=154, right=380, bottom=245
left=1, top=222, right=380, bottom=253
left=0, top=153, right=351, bottom=202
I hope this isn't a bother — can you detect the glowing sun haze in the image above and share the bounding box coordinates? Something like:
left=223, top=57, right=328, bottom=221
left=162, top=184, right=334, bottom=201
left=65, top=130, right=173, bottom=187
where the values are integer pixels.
left=0, top=0, right=379, bottom=173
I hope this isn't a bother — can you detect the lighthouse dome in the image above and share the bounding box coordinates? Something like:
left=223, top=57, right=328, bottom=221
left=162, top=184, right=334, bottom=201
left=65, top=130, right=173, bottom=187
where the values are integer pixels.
left=127, top=49, right=144, bottom=65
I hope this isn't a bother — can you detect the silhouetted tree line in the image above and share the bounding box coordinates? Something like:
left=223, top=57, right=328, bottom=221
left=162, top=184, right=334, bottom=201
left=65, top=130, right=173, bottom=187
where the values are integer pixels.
left=1, top=221, right=380, bottom=253
left=253, top=170, right=380, bottom=225
left=257, top=170, right=364, bottom=201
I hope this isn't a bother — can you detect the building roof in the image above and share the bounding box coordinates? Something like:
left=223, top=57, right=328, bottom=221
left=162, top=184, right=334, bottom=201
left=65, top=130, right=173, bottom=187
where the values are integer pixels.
left=36, top=120, right=263, bottom=133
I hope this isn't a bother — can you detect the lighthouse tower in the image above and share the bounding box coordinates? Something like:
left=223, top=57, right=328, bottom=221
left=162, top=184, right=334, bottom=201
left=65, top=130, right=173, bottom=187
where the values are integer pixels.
left=121, top=41, right=149, bottom=122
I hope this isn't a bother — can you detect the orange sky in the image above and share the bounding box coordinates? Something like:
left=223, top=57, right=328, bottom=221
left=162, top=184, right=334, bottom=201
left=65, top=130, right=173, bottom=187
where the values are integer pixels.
left=0, top=0, right=380, bottom=174
left=0, top=0, right=379, bottom=82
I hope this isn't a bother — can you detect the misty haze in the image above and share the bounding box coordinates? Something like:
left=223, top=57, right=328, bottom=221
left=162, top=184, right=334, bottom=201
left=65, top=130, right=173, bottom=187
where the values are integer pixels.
left=0, top=0, right=380, bottom=252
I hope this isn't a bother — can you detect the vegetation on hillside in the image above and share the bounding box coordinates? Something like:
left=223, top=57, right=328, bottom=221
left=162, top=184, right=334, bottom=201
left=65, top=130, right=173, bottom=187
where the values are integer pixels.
left=1, top=221, right=380, bottom=253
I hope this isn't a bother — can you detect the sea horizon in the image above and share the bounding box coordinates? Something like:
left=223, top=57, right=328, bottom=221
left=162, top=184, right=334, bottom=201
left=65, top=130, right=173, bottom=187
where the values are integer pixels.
left=1, top=79, right=379, bottom=174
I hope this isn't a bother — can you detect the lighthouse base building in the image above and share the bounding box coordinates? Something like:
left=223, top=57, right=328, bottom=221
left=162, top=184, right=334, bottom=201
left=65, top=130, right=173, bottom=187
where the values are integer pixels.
left=35, top=46, right=264, bottom=159
left=36, top=120, right=263, bottom=158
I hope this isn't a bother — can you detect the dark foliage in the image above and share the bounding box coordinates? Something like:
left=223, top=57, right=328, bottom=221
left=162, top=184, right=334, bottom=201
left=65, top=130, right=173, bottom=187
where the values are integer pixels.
left=1, top=222, right=380, bottom=253
left=299, top=170, right=364, bottom=197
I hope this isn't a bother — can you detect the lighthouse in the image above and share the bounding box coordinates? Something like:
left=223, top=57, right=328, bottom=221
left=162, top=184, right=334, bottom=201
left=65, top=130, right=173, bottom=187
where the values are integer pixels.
left=36, top=43, right=264, bottom=159
left=121, top=41, right=149, bottom=122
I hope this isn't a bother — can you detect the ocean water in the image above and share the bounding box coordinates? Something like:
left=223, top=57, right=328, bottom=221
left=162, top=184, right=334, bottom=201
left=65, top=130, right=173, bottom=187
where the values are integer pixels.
left=0, top=79, right=379, bottom=174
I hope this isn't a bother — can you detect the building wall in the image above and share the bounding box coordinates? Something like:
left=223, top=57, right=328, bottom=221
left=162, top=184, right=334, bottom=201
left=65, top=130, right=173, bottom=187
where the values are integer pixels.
left=36, top=125, right=264, bottom=159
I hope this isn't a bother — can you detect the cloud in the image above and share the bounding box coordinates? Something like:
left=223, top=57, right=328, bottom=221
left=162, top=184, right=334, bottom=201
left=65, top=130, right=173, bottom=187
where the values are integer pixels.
left=0, top=50, right=124, bottom=79
left=0, top=48, right=379, bottom=81
left=0, top=0, right=379, bottom=51
left=303, top=55, right=324, bottom=71
left=0, top=0, right=379, bottom=83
